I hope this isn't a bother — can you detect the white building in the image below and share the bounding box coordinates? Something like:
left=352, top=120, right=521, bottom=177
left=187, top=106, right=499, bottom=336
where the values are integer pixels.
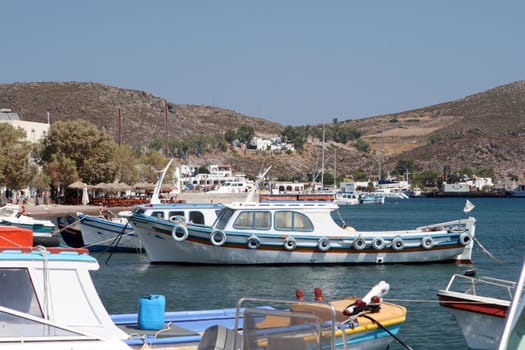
left=0, top=109, right=50, bottom=143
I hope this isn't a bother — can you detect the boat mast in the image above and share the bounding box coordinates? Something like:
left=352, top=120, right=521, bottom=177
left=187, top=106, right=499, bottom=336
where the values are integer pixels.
left=379, top=128, right=384, bottom=180
left=321, top=126, right=325, bottom=190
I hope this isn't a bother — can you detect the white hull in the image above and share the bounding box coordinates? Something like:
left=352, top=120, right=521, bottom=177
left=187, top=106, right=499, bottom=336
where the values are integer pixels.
left=131, top=202, right=476, bottom=264
left=447, top=307, right=505, bottom=349
left=438, top=271, right=514, bottom=350
left=78, top=214, right=140, bottom=252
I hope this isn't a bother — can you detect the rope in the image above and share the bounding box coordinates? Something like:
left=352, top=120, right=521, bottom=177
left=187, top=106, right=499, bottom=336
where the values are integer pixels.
left=36, top=245, right=54, bottom=321
left=474, top=237, right=502, bottom=265
left=360, top=313, right=414, bottom=350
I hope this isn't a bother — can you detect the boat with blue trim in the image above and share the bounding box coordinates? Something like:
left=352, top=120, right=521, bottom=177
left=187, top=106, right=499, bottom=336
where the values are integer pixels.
left=129, top=200, right=476, bottom=265
left=0, top=203, right=60, bottom=246
left=77, top=202, right=223, bottom=252
left=0, top=226, right=409, bottom=350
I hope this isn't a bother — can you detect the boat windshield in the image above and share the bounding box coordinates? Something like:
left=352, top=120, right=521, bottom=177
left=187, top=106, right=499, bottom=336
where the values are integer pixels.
left=215, top=208, right=235, bottom=230
left=330, top=209, right=346, bottom=228
left=0, top=268, right=42, bottom=317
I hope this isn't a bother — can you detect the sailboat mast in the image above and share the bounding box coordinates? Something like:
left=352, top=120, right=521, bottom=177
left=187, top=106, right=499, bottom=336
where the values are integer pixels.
left=321, top=126, right=325, bottom=190
left=379, top=128, right=384, bottom=180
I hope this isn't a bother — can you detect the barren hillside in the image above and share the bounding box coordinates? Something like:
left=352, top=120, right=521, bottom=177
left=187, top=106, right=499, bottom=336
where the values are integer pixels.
left=1, top=80, right=524, bottom=182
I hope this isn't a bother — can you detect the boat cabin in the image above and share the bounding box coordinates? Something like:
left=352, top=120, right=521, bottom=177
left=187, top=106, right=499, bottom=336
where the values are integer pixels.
left=132, top=203, right=223, bottom=225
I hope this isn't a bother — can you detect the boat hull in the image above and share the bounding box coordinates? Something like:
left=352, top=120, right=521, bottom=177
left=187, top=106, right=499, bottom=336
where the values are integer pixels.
left=132, top=220, right=473, bottom=265
left=78, top=214, right=142, bottom=252
left=438, top=294, right=507, bottom=349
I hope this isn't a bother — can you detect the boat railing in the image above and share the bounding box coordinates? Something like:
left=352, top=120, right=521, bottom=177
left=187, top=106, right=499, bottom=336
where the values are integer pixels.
left=445, top=273, right=516, bottom=301
left=234, top=297, right=345, bottom=350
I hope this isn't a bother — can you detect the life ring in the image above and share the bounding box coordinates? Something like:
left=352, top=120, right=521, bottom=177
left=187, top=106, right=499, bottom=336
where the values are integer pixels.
left=459, top=232, right=472, bottom=246
left=391, top=236, right=404, bottom=251
left=210, top=230, right=227, bottom=246
left=247, top=235, right=260, bottom=249
left=372, top=237, right=386, bottom=250
left=353, top=237, right=367, bottom=250
left=318, top=238, right=330, bottom=251
left=169, top=215, right=185, bottom=223
left=172, top=224, right=189, bottom=241
left=283, top=236, right=296, bottom=250
left=421, top=236, right=434, bottom=249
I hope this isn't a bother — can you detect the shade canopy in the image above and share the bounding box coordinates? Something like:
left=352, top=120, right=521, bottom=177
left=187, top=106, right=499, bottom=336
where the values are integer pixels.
left=68, top=180, right=87, bottom=189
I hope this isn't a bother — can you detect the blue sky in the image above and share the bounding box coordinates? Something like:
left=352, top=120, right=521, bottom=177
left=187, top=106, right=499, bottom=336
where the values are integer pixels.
left=2, top=1, right=523, bottom=126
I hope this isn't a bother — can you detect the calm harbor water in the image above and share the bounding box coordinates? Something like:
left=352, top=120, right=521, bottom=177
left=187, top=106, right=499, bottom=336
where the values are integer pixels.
left=89, top=197, right=525, bottom=349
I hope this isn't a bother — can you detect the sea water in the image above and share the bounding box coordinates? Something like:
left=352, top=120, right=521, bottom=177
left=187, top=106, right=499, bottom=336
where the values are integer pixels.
left=91, top=197, right=525, bottom=349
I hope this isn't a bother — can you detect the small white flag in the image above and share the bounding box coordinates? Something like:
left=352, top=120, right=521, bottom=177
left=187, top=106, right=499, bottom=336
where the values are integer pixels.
left=463, top=199, right=475, bottom=214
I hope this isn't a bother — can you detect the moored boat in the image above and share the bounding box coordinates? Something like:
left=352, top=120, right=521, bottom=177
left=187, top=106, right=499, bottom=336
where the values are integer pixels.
left=56, top=215, right=84, bottom=248
left=0, top=226, right=409, bottom=350
left=78, top=203, right=223, bottom=252
left=359, top=193, right=386, bottom=204
left=130, top=200, right=476, bottom=265
left=0, top=203, right=60, bottom=246
left=438, top=263, right=524, bottom=350
left=334, top=192, right=360, bottom=206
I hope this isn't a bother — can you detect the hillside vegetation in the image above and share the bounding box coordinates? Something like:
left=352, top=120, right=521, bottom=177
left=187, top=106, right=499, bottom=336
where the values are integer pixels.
left=1, top=81, right=524, bottom=182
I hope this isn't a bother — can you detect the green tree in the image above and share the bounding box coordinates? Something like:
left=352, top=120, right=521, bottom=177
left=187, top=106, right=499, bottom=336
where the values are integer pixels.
left=114, top=145, right=140, bottom=185
left=280, top=126, right=307, bottom=150
left=353, top=169, right=369, bottom=181
left=41, top=119, right=118, bottom=184
left=237, top=124, right=255, bottom=144
left=43, top=154, right=79, bottom=200
left=354, top=139, right=370, bottom=153
left=393, top=159, right=421, bottom=178
left=138, top=151, right=170, bottom=183
left=0, top=123, right=33, bottom=190
left=224, top=129, right=237, bottom=143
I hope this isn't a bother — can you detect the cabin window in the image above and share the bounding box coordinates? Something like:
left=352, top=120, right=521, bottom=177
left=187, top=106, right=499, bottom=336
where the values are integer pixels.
left=0, top=268, right=42, bottom=317
left=275, top=211, right=314, bottom=231
left=189, top=211, right=205, bottom=224
left=151, top=211, right=164, bottom=219
left=234, top=211, right=271, bottom=230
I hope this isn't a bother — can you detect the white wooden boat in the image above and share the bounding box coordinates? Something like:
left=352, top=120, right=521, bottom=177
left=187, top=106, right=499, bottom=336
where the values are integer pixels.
left=438, top=271, right=514, bottom=349
left=0, top=203, right=60, bottom=246
left=359, top=193, right=386, bottom=204
left=77, top=203, right=223, bottom=252
left=130, top=201, right=476, bottom=264
left=438, top=260, right=525, bottom=350
left=0, top=226, right=409, bottom=350
left=334, top=192, right=360, bottom=206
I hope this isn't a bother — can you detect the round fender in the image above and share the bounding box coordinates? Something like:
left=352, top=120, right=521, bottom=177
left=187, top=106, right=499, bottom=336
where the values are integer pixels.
left=318, top=238, right=330, bottom=251
left=353, top=237, right=367, bottom=250
left=172, top=224, right=189, bottom=241
left=372, top=237, right=386, bottom=250
left=459, top=232, right=472, bottom=246
left=210, top=230, right=227, bottom=246
left=283, top=236, right=296, bottom=250
left=391, top=236, right=404, bottom=251
left=247, top=235, right=260, bottom=249
left=421, top=236, right=434, bottom=249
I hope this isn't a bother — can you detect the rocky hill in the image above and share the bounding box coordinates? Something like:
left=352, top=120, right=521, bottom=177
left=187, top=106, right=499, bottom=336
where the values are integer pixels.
left=1, top=81, right=524, bottom=182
